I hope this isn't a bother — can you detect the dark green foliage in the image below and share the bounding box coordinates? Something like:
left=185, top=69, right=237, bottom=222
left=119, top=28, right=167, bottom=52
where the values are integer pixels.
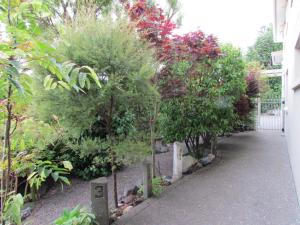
left=31, top=15, right=156, bottom=179
left=42, top=137, right=111, bottom=180
left=159, top=45, right=246, bottom=158
left=262, top=76, right=282, bottom=99
left=234, top=63, right=261, bottom=131
left=268, top=77, right=281, bottom=95
left=32, top=15, right=156, bottom=139
left=246, top=25, right=283, bottom=69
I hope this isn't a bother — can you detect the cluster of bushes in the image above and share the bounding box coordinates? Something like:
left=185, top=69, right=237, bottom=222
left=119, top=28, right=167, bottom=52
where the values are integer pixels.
left=0, top=0, right=263, bottom=224
left=1, top=1, right=155, bottom=220
left=1, top=12, right=153, bottom=184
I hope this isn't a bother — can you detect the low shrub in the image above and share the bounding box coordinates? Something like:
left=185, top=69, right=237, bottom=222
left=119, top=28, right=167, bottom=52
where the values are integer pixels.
left=54, top=206, right=96, bottom=225
left=42, top=137, right=112, bottom=180
left=138, top=177, right=165, bottom=197
left=2, top=194, right=24, bottom=225
left=151, top=177, right=165, bottom=197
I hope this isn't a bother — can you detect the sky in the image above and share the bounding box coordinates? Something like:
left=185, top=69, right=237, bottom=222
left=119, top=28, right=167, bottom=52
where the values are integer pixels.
left=157, top=0, right=273, bottom=52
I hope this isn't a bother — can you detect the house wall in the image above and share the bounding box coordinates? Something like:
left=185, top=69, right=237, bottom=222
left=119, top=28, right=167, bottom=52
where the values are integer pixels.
left=281, top=0, right=300, bottom=201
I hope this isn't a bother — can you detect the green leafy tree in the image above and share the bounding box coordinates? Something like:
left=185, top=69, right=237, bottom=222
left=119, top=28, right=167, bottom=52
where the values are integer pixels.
left=159, top=44, right=246, bottom=158
left=246, top=25, right=283, bottom=69
left=50, top=0, right=113, bottom=23
left=32, top=13, right=157, bottom=208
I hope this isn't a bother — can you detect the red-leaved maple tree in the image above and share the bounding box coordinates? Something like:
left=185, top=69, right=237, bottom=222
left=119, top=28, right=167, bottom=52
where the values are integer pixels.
left=122, top=0, right=221, bottom=100
left=124, top=0, right=220, bottom=63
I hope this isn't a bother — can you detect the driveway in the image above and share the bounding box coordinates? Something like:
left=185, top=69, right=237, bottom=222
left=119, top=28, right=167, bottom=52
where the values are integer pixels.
left=116, top=131, right=300, bottom=225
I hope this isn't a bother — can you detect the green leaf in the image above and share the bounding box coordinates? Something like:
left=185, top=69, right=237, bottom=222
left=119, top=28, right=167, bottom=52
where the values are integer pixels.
left=43, top=75, right=52, bottom=88
left=40, top=168, right=46, bottom=178
left=27, top=171, right=38, bottom=181
left=59, top=176, right=70, bottom=185
left=85, top=77, right=91, bottom=89
left=62, top=61, right=76, bottom=82
left=62, top=161, right=73, bottom=171
left=51, top=172, right=59, bottom=182
left=8, top=77, right=24, bottom=94
left=3, top=194, right=24, bottom=225
left=58, top=81, right=71, bottom=90
left=35, top=41, right=55, bottom=54
left=81, top=66, right=101, bottom=88
left=78, top=72, right=86, bottom=88
left=69, top=67, right=80, bottom=86
left=50, top=82, right=58, bottom=89
left=5, top=65, right=19, bottom=77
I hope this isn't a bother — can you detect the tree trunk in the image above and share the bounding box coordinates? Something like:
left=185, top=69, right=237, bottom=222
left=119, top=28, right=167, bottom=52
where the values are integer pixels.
left=1, top=0, right=13, bottom=217
left=202, top=133, right=212, bottom=148
left=1, top=82, right=13, bottom=217
left=210, top=134, right=217, bottom=155
left=107, top=94, right=119, bottom=208
left=113, top=168, right=118, bottom=208
left=150, top=118, right=156, bottom=178
left=150, top=100, right=159, bottom=178
left=5, top=83, right=13, bottom=194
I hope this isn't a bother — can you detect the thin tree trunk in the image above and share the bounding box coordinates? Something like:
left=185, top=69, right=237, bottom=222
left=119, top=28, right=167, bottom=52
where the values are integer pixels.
left=5, top=82, right=13, bottom=195
left=113, top=166, right=118, bottom=208
left=150, top=121, right=155, bottom=178
left=151, top=100, right=159, bottom=178
left=1, top=0, right=13, bottom=218
left=1, top=82, right=13, bottom=217
left=107, top=94, right=119, bottom=208
left=111, top=146, right=118, bottom=208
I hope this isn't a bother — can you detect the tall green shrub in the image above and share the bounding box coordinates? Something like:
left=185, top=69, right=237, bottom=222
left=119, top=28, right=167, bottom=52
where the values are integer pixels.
left=32, top=14, right=156, bottom=140
left=159, top=44, right=246, bottom=158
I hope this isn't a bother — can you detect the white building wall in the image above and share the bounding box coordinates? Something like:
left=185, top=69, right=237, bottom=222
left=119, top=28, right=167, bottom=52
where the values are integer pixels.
left=281, top=0, right=300, bottom=201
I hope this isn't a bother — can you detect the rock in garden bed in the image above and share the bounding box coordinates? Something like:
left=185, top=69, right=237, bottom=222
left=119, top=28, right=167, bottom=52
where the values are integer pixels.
left=200, top=154, right=216, bottom=166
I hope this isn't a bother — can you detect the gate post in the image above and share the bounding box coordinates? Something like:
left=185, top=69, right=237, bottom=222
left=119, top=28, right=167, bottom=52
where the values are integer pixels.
left=256, top=97, right=261, bottom=130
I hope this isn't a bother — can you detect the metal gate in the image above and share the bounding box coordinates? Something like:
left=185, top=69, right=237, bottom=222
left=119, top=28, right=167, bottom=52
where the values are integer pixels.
left=255, top=97, right=283, bottom=131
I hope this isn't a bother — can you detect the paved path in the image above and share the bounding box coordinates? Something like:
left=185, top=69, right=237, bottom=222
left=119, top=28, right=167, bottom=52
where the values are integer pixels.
left=116, top=131, right=300, bottom=225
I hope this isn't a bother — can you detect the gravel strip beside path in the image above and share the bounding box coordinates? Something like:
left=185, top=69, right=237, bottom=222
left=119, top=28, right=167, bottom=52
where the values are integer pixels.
left=26, top=150, right=173, bottom=225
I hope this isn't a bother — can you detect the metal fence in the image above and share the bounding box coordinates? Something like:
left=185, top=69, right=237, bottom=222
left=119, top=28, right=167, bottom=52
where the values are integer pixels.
left=255, top=97, right=283, bottom=131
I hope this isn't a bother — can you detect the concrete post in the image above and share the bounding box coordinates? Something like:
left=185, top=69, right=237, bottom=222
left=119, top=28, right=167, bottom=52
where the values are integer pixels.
left=173, top=142, right=183, bottom=182
left=91, top=177, right=109, bottom=225
left=143, top=161, right=152, bottom=199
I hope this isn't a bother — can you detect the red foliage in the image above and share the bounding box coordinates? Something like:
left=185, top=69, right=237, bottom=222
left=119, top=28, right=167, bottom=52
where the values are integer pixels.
left=234, top=95, right=254, bottom=117
left=246, top=72, right=260, bottom=97
left=126, top=0, right=176, bottom=49
left=234, top=72, right=259, bottom=118
left=161, top=32, right=220, bottom=62
left=122, top=0, right=221, bottom=99
left=124, top=0, right=220, bottom=63
left=156, top=67, right=187, bottom=99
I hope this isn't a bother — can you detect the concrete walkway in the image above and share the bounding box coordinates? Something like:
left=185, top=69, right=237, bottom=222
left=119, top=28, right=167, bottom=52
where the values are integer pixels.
left=116, top=131, right=300, bottom=225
